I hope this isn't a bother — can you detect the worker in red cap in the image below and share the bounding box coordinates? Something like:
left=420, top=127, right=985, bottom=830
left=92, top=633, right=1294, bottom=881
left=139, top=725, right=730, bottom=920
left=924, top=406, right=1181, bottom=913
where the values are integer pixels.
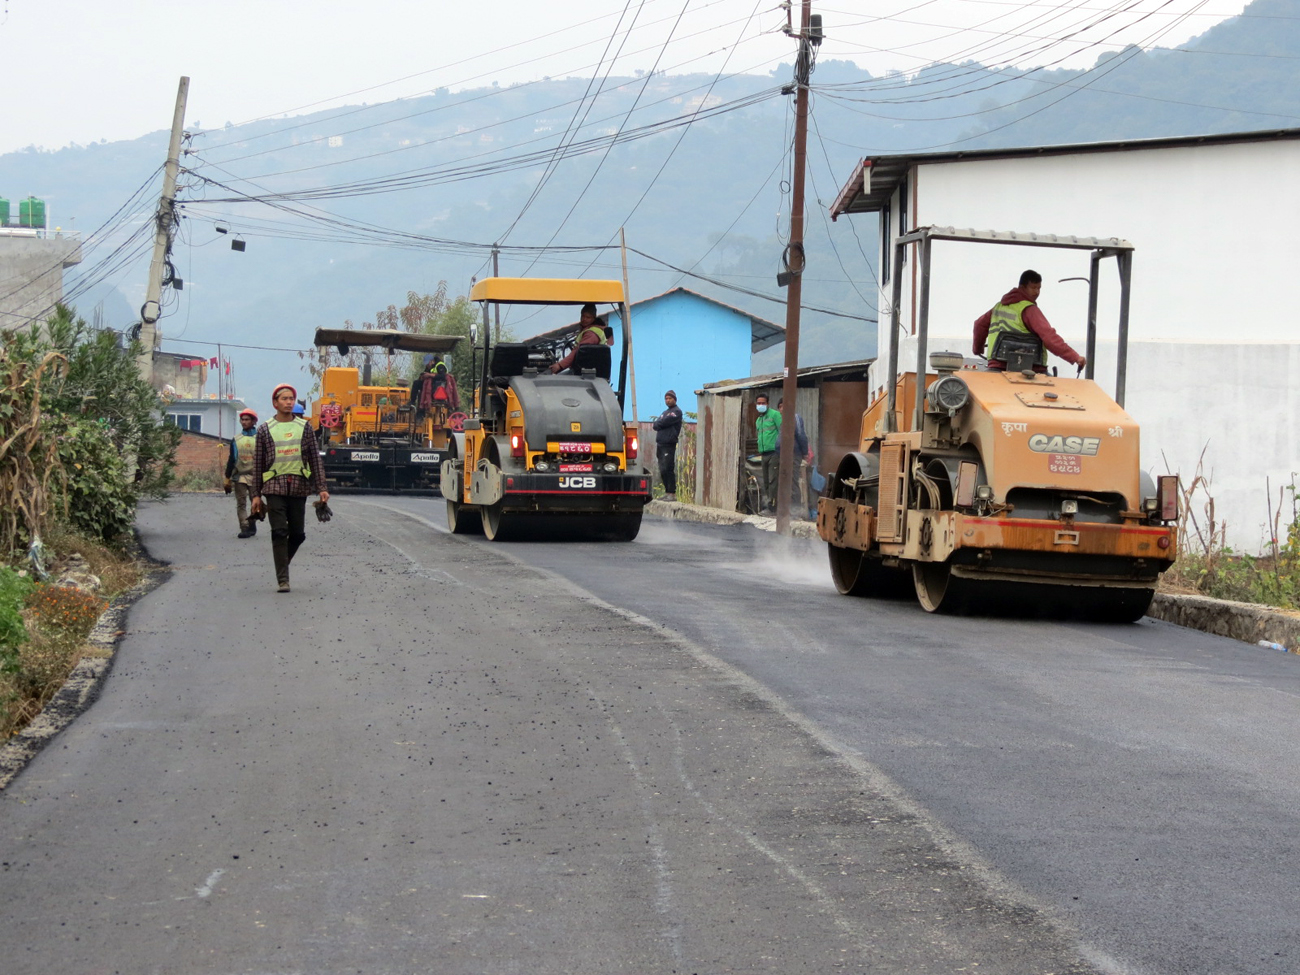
left=224, top=408, right=260, bottom=538
left=250, top=383, right=330, bottom=593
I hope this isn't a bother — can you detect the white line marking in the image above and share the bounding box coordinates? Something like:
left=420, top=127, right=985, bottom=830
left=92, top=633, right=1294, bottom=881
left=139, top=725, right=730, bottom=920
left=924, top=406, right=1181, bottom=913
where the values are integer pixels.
left=195, top=868, right=225, bottom=899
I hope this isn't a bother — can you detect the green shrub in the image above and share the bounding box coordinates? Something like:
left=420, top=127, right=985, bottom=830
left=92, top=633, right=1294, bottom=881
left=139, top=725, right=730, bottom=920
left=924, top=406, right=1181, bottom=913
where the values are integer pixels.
left=0, top=567, right=33, bottom=675
left=51, top=416, right=135, bottom=544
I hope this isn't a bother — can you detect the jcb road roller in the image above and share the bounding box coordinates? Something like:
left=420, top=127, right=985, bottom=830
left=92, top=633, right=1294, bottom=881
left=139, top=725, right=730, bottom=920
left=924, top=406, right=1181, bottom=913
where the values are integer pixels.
left=818, top=227, right=1179, bottom=621
left=440, top=277, right=651, bottom=541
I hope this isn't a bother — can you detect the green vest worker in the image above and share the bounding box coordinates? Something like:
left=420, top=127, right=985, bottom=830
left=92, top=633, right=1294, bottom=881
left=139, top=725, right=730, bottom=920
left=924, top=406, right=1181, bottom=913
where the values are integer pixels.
left=973, top=269, right=1087, bottom=374
left=550, top=302, right=613, bottom=374
left=250, top=383, right=330, bottom=593
left=224, top=408, right=260, bottom=538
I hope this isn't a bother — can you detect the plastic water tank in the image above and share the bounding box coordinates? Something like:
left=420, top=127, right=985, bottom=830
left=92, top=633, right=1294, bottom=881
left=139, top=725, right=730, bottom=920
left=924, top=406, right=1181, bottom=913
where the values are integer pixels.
left=19, top=196, right=45, bottom=229
left=0, top=197, right=9, bottom=226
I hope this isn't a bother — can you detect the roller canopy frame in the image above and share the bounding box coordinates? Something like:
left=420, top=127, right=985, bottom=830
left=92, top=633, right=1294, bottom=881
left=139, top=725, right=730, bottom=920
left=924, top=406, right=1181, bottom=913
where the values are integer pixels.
left=469, top=277, right=625, bottom=306
left=313, top=328, right=463, bottom=354
left=885, top=225, right=1134, bottom=433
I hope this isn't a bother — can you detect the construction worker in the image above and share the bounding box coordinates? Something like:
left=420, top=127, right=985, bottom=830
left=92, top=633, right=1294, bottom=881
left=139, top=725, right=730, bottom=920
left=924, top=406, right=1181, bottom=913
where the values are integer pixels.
left=250, top=383, right=330, bottom=593
left=974, top=270, right=1087, bottom=373
left=224, top=408, right=259, bottom=538
left=550, top=303, right=612, bottom=374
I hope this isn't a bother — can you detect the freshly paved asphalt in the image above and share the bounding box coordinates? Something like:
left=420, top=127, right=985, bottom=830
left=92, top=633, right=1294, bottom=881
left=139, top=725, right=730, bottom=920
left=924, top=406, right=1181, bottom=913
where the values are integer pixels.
left=0, top=493, right=1296, bottom=974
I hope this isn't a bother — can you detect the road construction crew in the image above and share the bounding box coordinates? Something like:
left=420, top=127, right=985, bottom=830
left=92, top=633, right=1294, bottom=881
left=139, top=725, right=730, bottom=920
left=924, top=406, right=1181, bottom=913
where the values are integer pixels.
left=250, top=383, right=330, bottom=593
left=973, top=270, right=1087, bottom=373
left=224, top=408, right=259, bottom=538
left=550, top=303, right=612, bottom=374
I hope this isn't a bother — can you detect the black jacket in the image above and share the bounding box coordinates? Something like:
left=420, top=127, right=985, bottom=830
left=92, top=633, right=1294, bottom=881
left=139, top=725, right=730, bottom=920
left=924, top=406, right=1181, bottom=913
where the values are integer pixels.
left=652, top=404, right=683, bottom=445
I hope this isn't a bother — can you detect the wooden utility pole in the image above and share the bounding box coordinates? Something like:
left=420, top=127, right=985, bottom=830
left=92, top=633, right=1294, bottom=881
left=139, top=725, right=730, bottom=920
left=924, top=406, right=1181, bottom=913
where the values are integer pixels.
left=620, top=227, right=638, bottom=420
left=491, top=245, right=502, bottom=342
left=776, top=1, right=819, bottom=534
left=137, top=76, right=190, bottom=385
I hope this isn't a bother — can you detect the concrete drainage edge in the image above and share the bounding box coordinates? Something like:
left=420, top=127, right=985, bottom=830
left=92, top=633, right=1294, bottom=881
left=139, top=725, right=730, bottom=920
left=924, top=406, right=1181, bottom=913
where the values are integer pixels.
left=646, top=500, right=1299, bottom=651
left=0, top=562, right=169, bottom=792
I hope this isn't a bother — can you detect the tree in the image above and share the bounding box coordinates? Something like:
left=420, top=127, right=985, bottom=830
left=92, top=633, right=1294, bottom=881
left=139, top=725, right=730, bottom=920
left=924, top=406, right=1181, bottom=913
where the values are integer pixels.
left=301, top=284, right=506, bottom=403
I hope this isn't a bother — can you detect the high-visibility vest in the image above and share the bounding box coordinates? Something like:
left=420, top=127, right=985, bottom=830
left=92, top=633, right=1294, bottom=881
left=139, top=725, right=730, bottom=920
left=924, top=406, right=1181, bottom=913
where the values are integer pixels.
left=233, top=432, right=257, bottom=480
left=263, top=418, right=310, bottom=482
left=579, top=325, right=606, bottom=345
left=985, top=299, right=1046, bottom=367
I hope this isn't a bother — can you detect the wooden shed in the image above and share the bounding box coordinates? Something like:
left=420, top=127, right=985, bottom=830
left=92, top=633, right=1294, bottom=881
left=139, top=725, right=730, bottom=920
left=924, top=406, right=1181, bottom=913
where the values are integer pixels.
left=694, top=360, right=873, bottom=513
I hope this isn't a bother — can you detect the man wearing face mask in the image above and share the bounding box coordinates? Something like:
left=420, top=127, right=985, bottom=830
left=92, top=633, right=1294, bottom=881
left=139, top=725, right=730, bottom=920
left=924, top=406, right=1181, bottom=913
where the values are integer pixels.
left=754, top=392, right=781, bottom=513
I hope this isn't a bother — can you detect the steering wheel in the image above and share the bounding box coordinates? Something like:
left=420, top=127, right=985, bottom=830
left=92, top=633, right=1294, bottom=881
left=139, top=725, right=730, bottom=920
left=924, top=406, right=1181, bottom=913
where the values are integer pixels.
left=320, top=404, right=343, bottom=429
left=447, top=412, right=467, bottom=432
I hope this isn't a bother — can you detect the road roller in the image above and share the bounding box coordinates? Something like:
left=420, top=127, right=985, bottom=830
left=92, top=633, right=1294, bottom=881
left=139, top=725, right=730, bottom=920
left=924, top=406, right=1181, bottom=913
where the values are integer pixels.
left=440, top=277, right=651, bottom=541
left=310, top=328, right=465, bottom=493
left=818, top=227, right=1179, bottom=621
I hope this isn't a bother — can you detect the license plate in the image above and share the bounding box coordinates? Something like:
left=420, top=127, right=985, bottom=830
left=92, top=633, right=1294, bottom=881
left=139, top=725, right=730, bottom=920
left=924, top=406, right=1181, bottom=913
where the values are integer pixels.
left=557, top=442, right=592, bottom=453
left=559, top=463, right=593, bottom=473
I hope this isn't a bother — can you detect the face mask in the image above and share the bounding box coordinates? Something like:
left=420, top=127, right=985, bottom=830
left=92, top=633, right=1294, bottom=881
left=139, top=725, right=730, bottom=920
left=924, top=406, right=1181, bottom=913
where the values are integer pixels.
left=756, top=404, right=767, bottom=413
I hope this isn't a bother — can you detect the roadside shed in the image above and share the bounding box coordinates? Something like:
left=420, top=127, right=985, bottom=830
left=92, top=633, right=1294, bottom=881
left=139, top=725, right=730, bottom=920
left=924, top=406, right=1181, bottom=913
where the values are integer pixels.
left=694, top=360, right=873, bottom=513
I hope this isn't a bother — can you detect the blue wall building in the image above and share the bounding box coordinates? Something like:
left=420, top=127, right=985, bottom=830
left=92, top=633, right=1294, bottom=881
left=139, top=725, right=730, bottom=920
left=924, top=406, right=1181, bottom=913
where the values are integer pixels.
left=605, top=288, right=783, bottom=420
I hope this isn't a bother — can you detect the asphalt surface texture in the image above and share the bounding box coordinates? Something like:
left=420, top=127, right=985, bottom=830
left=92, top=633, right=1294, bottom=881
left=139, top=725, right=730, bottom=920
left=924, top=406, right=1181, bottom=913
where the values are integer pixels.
left=0, top=493, right=1294, bottom=974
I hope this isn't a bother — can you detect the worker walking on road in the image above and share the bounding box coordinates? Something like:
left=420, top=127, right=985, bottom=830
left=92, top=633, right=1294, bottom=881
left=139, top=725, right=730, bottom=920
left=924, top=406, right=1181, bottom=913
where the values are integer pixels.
left=974, top=270, right=1087, bottom=374
left=754, top=392, right=781, bottom=513
left=223, top=408, right=259, bottom=538
left=652, top=390, right=683, bottom=501
left=250, top=383, right=330, bottom=593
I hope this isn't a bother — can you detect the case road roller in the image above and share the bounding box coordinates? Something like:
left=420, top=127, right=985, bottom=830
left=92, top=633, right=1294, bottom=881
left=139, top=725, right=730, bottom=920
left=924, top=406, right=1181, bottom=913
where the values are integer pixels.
left=440, top=277, right=651, bottom=541
left=310, top=328, right=464, bottom=493
left=818, top=227, right=1179, bottom=622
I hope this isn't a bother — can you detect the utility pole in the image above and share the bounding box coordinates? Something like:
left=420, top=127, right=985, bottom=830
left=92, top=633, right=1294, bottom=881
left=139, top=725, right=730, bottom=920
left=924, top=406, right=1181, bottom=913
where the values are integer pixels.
left=492, top=245, right=501, bottom=342
left=775, top=1, right=820, bottom=535
left=137, top=76, right=190, bottom=386
left=619, top=227, right=638, bottom=421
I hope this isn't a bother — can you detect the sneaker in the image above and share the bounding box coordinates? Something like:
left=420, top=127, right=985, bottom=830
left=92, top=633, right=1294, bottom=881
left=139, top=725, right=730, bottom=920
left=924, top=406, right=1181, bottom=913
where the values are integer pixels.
left=277, top=582, right=291, bottom=593
left=663, top=493, right=676, bottom=502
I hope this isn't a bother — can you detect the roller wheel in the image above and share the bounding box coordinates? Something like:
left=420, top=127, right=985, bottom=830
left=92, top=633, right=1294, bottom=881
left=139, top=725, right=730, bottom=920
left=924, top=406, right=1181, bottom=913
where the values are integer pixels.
left=482, top=501, right=518, bottom=541
left=447, top=499, right=482, bottom=535
left=829, top=545, right=908, bottom=598
left=1080, top=587, right=1155, bottom=623
left=912, top=561, right=977, bottom=614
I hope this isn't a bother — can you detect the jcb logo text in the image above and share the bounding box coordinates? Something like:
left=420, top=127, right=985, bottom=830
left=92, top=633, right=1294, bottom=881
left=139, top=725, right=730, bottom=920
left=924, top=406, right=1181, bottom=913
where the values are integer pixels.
left=558, top=476, right=597, bottom=489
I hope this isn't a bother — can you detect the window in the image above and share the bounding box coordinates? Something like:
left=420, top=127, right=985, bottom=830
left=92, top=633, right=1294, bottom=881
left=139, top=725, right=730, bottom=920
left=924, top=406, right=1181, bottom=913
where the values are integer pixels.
left=167, top=413, right=202, bottom=432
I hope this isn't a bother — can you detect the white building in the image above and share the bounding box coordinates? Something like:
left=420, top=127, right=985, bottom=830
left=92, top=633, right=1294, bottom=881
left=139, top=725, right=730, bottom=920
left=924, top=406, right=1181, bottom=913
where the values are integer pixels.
left=830, top=129, right=1300, bottom=552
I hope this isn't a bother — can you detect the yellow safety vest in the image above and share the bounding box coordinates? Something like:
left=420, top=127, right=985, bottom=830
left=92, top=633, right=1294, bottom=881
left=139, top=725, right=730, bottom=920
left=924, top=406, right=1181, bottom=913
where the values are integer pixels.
left=985, top=299, right=1046, bottom=367
left=263, top=418, right=310, bottom=482
left=233, top=432, right=257, bottom=482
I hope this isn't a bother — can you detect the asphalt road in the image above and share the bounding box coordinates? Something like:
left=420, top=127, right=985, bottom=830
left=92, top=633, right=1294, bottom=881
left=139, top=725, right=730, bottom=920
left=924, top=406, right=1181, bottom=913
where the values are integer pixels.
left=0, top=494, right=1295, bottom=974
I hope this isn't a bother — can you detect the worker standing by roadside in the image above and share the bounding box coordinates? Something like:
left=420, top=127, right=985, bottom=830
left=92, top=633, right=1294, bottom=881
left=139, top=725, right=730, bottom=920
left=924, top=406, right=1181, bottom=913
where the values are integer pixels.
left=223, top=408, right=259, bottom=538
left=754, top=392, right=781, bottom=513
left=250, top=384, right=330, bottom=593
left=652, top=390, right=683, bottom=501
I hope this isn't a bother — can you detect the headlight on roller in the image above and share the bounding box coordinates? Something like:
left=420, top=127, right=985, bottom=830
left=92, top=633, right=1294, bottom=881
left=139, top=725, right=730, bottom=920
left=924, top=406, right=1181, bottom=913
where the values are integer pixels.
left=927, top=375, right=970, bottom=414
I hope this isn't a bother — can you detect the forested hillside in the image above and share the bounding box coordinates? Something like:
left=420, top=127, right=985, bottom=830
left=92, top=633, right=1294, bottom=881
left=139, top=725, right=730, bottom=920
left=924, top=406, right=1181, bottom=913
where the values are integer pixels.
left=2, top=0, right=1295, bottom=396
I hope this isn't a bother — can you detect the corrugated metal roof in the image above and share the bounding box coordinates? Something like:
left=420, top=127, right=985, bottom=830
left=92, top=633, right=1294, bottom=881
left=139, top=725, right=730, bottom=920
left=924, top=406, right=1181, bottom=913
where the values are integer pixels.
left=697, top=358, right=874, bottom=395
left=830, top=127, right=1300, bottom=219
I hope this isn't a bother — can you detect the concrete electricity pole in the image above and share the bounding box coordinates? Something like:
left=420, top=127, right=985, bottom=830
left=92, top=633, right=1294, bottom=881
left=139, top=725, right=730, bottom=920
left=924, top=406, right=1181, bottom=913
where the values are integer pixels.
left=137, top=76, right=190, bottom=385
left=775, top=1, right=821, bottom=535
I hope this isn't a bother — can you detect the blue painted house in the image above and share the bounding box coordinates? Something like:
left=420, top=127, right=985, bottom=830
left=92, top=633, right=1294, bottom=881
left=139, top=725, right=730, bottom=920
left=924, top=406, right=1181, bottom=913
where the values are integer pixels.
left=604, top=288, right=783, bottom=421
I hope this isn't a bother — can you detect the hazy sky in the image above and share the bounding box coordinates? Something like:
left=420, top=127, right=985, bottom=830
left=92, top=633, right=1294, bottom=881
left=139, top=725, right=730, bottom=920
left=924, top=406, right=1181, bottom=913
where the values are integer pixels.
left=0, top=0, right=1249, bottom=157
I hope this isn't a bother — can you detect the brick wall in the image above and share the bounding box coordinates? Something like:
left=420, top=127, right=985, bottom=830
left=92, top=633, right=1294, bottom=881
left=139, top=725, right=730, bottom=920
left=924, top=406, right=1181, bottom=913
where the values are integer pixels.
left=174, top=430, right=227, bottom=480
